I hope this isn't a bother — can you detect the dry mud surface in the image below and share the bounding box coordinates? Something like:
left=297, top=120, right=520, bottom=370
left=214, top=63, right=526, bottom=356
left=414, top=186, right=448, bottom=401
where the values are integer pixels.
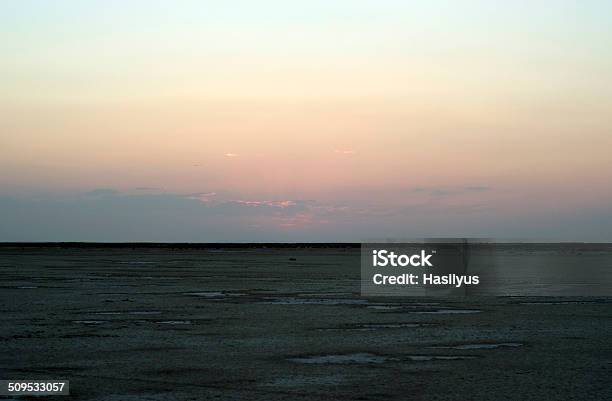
left=1, top=246, right=611, bottom=400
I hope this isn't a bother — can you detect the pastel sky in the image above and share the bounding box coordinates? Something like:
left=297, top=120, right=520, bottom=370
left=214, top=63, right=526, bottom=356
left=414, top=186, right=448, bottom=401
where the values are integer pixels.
left=1, top=1, right=612, bottom=241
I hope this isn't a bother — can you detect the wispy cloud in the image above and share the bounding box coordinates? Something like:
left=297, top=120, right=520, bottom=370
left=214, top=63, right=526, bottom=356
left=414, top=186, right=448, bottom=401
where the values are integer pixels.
left=407, top=186, right=493, bottom=197
left=230, top=200, right=298, bottom=208
left=334, top=149, right=356, bottom=155
left=134, top=187, right=161, bottom=191
left=84, top=188, right=120, bottom=197
left=464, top=186, right=491, bottom=192
left=224, top=153, right=239, bottom=158
left=186, top=192, right=217, bottom=202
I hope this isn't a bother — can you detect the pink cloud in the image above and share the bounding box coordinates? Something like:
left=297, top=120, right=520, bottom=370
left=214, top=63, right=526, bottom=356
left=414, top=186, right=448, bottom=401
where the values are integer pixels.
left=232, top=200, right=297, bottom=208
left=186, top=192, right=217, bottom=202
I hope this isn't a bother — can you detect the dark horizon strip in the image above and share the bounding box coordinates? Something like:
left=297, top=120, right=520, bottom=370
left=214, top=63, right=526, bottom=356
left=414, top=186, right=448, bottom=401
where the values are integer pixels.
left=0, top=242, right=610, bottom=249
left=0, top=242, right=361, bottom=249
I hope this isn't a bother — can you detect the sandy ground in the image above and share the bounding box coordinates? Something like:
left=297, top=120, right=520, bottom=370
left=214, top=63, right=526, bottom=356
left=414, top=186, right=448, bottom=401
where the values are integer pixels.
left=1, top=247, right=611, bottom=400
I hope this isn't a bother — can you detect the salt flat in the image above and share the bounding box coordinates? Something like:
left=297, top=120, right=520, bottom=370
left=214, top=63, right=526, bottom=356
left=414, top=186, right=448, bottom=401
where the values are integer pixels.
left=1, top=246, right=611, bottom=400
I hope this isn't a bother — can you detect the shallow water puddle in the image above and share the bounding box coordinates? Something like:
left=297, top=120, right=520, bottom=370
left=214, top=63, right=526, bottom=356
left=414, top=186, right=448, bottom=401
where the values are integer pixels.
left=261, top=297, right=368, bottom=305
left=267, top=374, right=346, bottom=387
left=432, top=343, right=523, bottom=350
left=116, top=261, right=157, bottom=265
left=414, top=309, right=482, bottom=314
left=408, top=355, right=476, bottom=361
left=156, top=320, right=192, bottom=325
left=359, top=323, right=424, bottom=329
left=188, top=291, right=246, bottom=299
left=189, top=291, right=225, bottom=298
left=93, top=311, right=162, bottom=315
left=290, top=353, right=392, bottom=364
left=366, top=305, right=402, bottom=310
left=367, top=302, right=442, bottom=311
left=321, top=322, right=425, bottom=331
left=297, top=292, right=355, bottom=297
left=129, top=311, right=162, bottom=315
left=73, top=320, right=105, bottom=325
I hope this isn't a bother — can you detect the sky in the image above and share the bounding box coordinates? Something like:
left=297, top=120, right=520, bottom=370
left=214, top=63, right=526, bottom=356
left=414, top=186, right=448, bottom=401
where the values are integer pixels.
left=1, top=1, right=612, bottom=241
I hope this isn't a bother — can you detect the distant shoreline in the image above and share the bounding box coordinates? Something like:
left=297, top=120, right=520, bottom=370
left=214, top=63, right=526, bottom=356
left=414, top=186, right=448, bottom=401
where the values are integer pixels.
left=0, top=242, right=361, bottom=249
left=1, top=242, right=610, bottom=249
